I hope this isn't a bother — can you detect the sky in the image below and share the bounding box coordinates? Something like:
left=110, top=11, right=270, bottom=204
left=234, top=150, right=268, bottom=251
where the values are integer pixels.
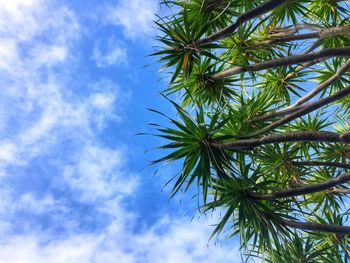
left=0, top=0, right=241, bottom=262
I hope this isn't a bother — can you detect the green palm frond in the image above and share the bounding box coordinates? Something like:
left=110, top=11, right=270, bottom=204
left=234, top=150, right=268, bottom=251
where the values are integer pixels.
left=264, top=235, right=334, bottom=263
left=307, top=0, right=350, bottom=23
left=269, top=0, right=308, bottom=25
left=203, top=162, right=293, bottom=252
left=220, top=91, right=277, bottom=137
left=151, top=100, right=234, bottom=202
left=313, top=59, right=350, bottom=95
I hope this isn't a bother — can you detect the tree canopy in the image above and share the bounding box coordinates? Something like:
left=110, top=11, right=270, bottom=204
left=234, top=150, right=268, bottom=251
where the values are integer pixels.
left=150, top=0, right=350, bottom=261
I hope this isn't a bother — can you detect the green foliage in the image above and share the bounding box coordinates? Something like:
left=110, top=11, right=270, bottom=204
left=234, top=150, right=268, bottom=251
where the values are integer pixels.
left=165, top=58, right=239, bottom=106
left=151, top=101, right=235, bottom=202
left=150, top=0, right=350, bottom=260
left=313, top=59, right=350, bottom=95
left=258, top=65, right=306, bottom=104
left=270, top=0, right=308, bottom=25
left=203, top=161, right=294, bottom=253
left=172, top=0, right=240, bottom=33
left=307, top=0, right=350, bottom=22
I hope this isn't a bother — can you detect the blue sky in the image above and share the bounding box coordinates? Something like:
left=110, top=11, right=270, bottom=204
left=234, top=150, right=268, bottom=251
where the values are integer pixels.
left=0, top=0, right=241, bottom=262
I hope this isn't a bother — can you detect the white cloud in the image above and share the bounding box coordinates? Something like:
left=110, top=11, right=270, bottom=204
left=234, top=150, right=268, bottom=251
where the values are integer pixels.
left=92, top=37, right=128, bottom=68
left=0, top=0, right=41, bottom=42
left=90, top=93, right=116, bottom=110
left=0, top=0, right=39, bottom=13
left=0, top=141, right=18, bottom=163
left=105, top=0, right=157, bottom=39
left=0, top=9, right=122, bottom=167
left=0, top=0, right=132, bottom=220
left=17, top=193, right=67, bottom=214
left=0, top=215, right=241, bottom=263
left=63, top=144, right=139, bottom=202
left=30, top=45, right=68, bottom=65
left=133, top=216, right=241, bottom=263
left=0, top=39, right=20, bottom=73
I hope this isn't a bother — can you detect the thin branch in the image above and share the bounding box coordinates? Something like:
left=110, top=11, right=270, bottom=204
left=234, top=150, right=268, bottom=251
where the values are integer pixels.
left=249, top=173, right=350, bottom=200
left=281, top=218, right=350, bottom=235
left=193, top=0, right=291, bottom=47
left=292, top=161, right=350, bottom=169
left=328, top=188, right=350, bottom=194
left=253, top=60, right=326, bottom=122
left=285, top=58, right=350, bottom=108
left=301, top=39, right=323, bottom=55
left=219, top=131, right=350, bottom=150
left=255, top=105, right=305, bottom=121
left=246, top=84, right=350, bottom=137
left=210, top=47, right=350, bottom=80
left=284, top=60, right=323, bottom=81
left=253, top=62, right=323, bottom=120
left=249, top=26, right=350, bottom=50
left=319, top=26, right=350, bottom=38
left=249, top=32, right=319, bottom=49
left=287, top=23, right=324, bottom=31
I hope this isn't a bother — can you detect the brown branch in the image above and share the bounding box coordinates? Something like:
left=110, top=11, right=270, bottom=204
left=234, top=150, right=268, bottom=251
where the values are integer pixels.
left=281, top=218, right=350, bottom=235
left=249, top=32, right=319, bottom=49
left=219, top=131, right=350, bottom=150
left=249, top=26, right=350, bottom=50
left=210, top=47, right=350, bottom=80
left=302, top=39, right=323, bottom=55
left=288, top=23, right=324, bottom=31
left=255, top=105, right=305, bottom=122
left=284, top=60, right=323, bottom=81
left=328, top=188, right=350, bottom=194
left=319, top=26, right=350, bottom=38
left=246, top=84, right=350, bottom=137
left=254, top=59, right=326, bottom=122
left=249, top=173, right=350, bottom=200
left=286, top=58, right=350, bottom=108
left=259, top=59, right=350, bottom=121
left=194, top=0, right=291, bottom=47
left=291, top=161, right=350, bottom=169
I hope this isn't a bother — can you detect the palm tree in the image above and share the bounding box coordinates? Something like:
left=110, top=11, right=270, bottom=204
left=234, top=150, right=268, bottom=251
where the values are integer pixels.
left=150, top=0, right=350, bottom=261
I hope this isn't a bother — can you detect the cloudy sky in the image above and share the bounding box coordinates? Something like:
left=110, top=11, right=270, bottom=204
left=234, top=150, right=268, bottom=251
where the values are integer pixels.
left=0, top=0, right=241, bottom=262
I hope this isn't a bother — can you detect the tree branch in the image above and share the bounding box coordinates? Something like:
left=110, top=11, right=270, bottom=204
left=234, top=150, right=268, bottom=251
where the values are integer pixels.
left=249, top=32, right=320, bottom=49
left=328, top=188, right=350, bottom=194
left=286, top=58, right=350, bottom=108
left=194, top=0, right=291, bottom=47
left=249, top=173, right=350, bottom=200
left=255, top=105, right=305, bottom=121
left=247, top=84, right=350, bottom=137
left=254, top=59, right=327, bottom=122
left=284, top=60, right=323, bottom=81
left=249, top=26, right=350, bottom=50
left=301, top=39, right=323, bottom=55
left=287, top=23, right=324, bottom=31
left=210, top=47, right=350, bottom=80
left=219, top=131, right=350, bottom=150
left=281, top=218, right=350, bottom=235
left=291, top=161, right=350, bottom=169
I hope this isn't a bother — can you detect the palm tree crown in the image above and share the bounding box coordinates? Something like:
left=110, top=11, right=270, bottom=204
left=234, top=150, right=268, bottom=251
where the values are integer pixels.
left=150, top=0, right=350, bottom=261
